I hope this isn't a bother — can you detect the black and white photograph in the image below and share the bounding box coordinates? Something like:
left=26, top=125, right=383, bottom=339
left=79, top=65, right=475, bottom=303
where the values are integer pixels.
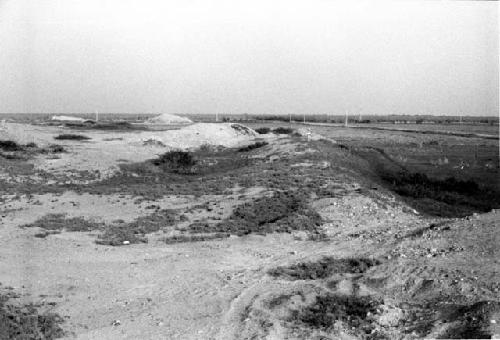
left=0, top=0, right=498, bottom=339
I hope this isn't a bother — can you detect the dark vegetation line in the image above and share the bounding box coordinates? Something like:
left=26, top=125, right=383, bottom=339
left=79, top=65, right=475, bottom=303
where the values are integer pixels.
left=342, top=144, right=500, bottom=218
left=351, top=125, right=499, bottom=140
left=54, top=134, right=91, bottom=141
left=268, top=257, right=380, bottom=280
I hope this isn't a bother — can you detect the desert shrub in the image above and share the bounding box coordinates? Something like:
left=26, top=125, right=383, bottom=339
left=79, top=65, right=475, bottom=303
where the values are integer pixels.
left=47, top=144, right=65, bottom=153
left=54, top=134, right=91, bottom=141
left=163, top=233, right=230, bottom=244
left=290, top=294, right=379, bottom=331
left=192, top=191, right=322, bottom=236
left=126, top=209, right=178, bottom=234
left=255, top=127, right=271, bottom=134
left=95, top=226, right=147, bottom=246
left=268, top=257, right=380, bottom=280
left=25, top=142, right=37, bottom=148
left=237, top=141, right=268, bottom=152
left=153, top=151, right=197, bottom=173
left=273, top=127, right=294, bottom=134
left=21, top=214, right=102, bottom=232
left=0, top=293, right=65, bottom=340
left=0, top=140, right=22, bottom=151
left=0, top=152, right=23, bottom=160
left=96, top=209, right=179, bottom=246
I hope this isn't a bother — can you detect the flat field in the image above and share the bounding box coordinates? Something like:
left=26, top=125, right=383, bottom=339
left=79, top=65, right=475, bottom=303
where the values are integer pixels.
left=0, top=118, right=499, bottom=339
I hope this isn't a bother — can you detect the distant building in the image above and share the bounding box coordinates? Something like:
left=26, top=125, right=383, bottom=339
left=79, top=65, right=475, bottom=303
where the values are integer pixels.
left=51, top=115, right=86, bottom=123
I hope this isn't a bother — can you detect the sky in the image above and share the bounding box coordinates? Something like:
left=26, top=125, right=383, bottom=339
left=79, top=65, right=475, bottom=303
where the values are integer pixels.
left=0, top=0, right=498, bottom=116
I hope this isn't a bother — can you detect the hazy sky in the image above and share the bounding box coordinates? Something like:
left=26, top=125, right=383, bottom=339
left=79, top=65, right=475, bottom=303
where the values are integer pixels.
left=0, top=0, right=498, bottom=116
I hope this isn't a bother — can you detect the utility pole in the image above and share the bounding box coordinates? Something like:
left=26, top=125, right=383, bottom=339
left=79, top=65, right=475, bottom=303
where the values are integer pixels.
left=303, top=114, right=306, bottom=124
left=289, top=113, right=292, bottom=123
left=215, top=112, right=218, bottom=122
left=344, top=110, right=349, bottom=127
left=95, top=110, right=99, bottom=122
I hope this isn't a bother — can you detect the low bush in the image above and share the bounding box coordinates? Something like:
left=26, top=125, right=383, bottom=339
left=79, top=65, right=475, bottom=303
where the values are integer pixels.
left=54, top=134, right=91, bottom=141
left=46, top=144, right=65, bottom=153
left=255, top=127, right=271, bottom=134
left=163, top=233, right=230, bottom=244
left=189, top=191, right=322, bottom=236
left=21, top=214, right=102, bottom=232
left=96, top=209, right=179, bottom=246
left=237, top=141, right=268, bottom=152
left=153, top=151, right=197, bottom=174
left=95, top=226, right=147, bottom=246
left=0, top=140, right=22, bottom=151
left=273, top=127, right=294, bottom=134
left=290, top=293, right=379, bottom=332
left=0, top=293, right=65, bottom=339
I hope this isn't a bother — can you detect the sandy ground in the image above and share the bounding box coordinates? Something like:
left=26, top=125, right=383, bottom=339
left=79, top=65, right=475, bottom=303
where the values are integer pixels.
left=1, top=123, right=499, bottom=339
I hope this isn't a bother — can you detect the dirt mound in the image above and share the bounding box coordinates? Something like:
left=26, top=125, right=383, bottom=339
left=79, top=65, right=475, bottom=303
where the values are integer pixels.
left=146, top=113, right=192, bottom=124
left=159, top=123, right=258, bottom=149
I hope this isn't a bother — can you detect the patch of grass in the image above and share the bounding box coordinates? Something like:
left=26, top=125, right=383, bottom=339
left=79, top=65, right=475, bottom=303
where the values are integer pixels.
left=162, top=232, right=230, bottom=244
left=268, top=257, right=380, bottom=280
left=125, top=209, right=178, bottom=234
left=96, top=209, right=179, bottom=246
left=34, top=230, right=61, bottom=238
left=0, top=293, right=65, bottom=340
left=189, top=191, right=323, bottom=236
left=95, top=225, right=147, bottom=246
left=290, top=293, right=379, bottom=332
left=21, top=211, right=179, bottom=246
left=21, top=214, right=102, bottom=232
left=237, top=141, right=268, bottom=152
left=54, top=134, right=91, bottom=141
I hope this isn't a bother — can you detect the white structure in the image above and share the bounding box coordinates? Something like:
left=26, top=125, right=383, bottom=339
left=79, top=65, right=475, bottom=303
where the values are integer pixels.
left=146, top=113, right=192, bottom=125
left=51, top=115, right=86, bottom=123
